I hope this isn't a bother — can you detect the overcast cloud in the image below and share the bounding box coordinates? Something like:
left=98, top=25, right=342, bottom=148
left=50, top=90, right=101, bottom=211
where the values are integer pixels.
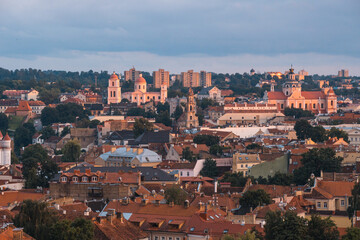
left=0, top=0, right=359, bottom=74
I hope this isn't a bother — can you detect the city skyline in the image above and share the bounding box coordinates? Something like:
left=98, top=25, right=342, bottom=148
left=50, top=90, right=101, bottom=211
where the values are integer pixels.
left=0, top=0, right=359, bottom=74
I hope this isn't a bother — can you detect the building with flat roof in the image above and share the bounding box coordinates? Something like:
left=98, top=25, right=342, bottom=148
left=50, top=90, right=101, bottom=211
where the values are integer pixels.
left=153, top=69, right=170, bottom=88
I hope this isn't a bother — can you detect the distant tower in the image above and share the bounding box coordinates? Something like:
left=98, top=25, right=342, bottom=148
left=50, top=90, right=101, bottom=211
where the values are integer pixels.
left=288, top=65, right=296, bottom=81
left=282, top=66, right=301, bottom=97
left=0, top=132, right=11, bottom=165
left=160, top=84, right=168, bottom=103
left=185, top=88, right=199, bottom=128
left=107, top=72, right=121, bottom=104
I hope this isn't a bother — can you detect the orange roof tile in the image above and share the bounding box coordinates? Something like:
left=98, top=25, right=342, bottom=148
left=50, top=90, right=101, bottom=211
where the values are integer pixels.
left=267, top=91, right=287, bottom=100
left=316, top=181, right=354, bottom=197
left=301, top=91, right=325, bottom=99
left=0, top=190, right=45, bottom=207
left=17, top=100, right=32, bottom=111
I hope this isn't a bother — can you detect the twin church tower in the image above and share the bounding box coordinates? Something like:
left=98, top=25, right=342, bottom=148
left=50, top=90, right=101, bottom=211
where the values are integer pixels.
left=107, top=72, right=167, bottom=106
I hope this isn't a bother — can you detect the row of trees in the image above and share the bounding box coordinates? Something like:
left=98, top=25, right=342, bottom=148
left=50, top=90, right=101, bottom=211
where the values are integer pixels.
left=14, top=200, right=93, bottom=240
left=294, top=119, right=349, bottom=142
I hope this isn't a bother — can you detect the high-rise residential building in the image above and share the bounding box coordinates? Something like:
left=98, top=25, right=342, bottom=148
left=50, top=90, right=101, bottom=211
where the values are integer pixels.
left=181, top=70, right=200, bottom=88
left=153, top=69, right=170, bottom=88
left=338, top=69, right=349, bottom=78
left=124, top=67, right=141, bottom=81
left=200, top=71, right=212, bottom=87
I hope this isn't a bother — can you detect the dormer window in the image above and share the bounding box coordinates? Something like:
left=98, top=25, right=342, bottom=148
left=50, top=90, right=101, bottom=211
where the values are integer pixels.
left=91, top=176, right=98, bottom=182
left=60, top=176, right=67, bottom=182
left=72, top=176, right=78, bottom=182
left=82, top=176, right=88, bottom=182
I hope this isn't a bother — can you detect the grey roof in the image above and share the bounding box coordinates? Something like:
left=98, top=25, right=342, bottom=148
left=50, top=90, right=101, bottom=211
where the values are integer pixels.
left=84, top=103, right=104, bottom=110
left=198, top=87, right=212, bottom=96
left=108, top=130, right=135, bottom=141
left=131, top=130, right=170, bottom=145
left=53, top=166, right=177, bottom=182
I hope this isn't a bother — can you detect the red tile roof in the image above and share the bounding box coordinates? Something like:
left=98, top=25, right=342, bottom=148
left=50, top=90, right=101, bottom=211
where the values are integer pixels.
left=267, top=91, right=287, bottom=100
left=301, top=91, right=325, bottom=99
left=17, top=100, right=32, bottom=111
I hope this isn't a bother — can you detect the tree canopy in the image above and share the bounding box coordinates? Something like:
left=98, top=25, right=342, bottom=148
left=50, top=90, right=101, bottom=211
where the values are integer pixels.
left=200, top=158, right=218, bottom=178
left=239, top=189, right=271, bottom=209
left=284, top=107, right=314, bottom=119
left=293, top=148, right=343, bottom=185
left=62, top=140, right=81, bottom=162
left=193, top=134, right=220, bottom=146
left=133, top=118, right=154, bottom=137
left=21, top=144, right=58, bottom=188
left=0, top=113, right=8, bottom=134
left=164, top=185, right=188, bottom=205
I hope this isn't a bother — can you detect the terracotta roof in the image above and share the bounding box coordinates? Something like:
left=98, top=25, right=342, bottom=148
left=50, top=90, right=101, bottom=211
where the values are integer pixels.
left=195, top=130, right=236, bottom=139
left=307, top=187, right=333, bottom=199
left=27, top=101, right=45, bottom=106
left=0, top=190, right=45, bottom=207
left=290, top=148, right=309, bottom=155
left=3, top=133, right=10, bottom=141
left=94, top=217, right=148, bottom=240
left=301, top=91, right=325, bottom=99
left=0, top=224, right=35, bottom=240
left=254, top=203, right=282, bottom=219
left=190, top=195, right=236, bottom=210
left=170, top=162, right=197, bottom=170
left=316, top=181, right=354, bottom=197
left=247, top=184, right=294, bottom=198
left=4, top=107, right=16, bottom=114
left=267, top=91, right=287, bottom=100
left=173, top=143, right=209, bottom=155
left=17, top=100, right=31, bottom=111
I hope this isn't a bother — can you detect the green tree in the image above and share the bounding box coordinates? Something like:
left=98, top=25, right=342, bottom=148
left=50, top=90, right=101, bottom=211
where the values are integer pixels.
left=173, top=105, right=183, bottom=120
left=0, top=113, right=8, bottom=134
left=222, top=231, right=259, bottom=240
left=13, top=200, right=58, bottom=240
left=182, top=147, right=196, bottom=162
left=327, top=127, right=349, bottom=142
left=294, top=119, right=313, bottom=140
left=11, top=151, right=19, bottom=164
left=307, top=215, right=339, bottom=240
left=221, top=172, right=249, bottom=187
left=239, top=189, right=271, bottom=209
left=133, top=118, right=154, bottom=137
left=127, top=107, right=146, bottom=116
left=199, top=98, right=219, bottom=110
left=41, top=125, right=56, bottom=140
left=56, top=103, right=88, bottom=123
left=210, top=144, right=223, bottom=156
left=41, top=107, right=59, bottom=126
left=62, top=140, right=81, bottom=162
left=49, top=218, right=94, bottom=240
left=284, top=107, right=314, bottom=119
left=88, top=119, right=101, bottom=128
left=200, top=158, right=218, bottom=178
left=21, top=144, right=58, bottom=188
left=14, top=126, right=32, bottom=152
left=311, top=125, right=327, bottom=143
left=347, top=182, right=360, bottom=221
left=38, top=88, right=60, bottom=105
left=155, top=110, right=172, bottom=126
left=265, top=211, right=308, bottom=240
left=246, top=143, right=262, bottom=150
left=164, top=185, right=188, bottom=205
left=293, top=148, right=343, bottom=185
left=60, top=126, right=71, bottom=137
left=266, top=172, right=294, bottom=186
left=193, top=135, right=220, bottom=146
left=342, top=227, right=360, bottom=240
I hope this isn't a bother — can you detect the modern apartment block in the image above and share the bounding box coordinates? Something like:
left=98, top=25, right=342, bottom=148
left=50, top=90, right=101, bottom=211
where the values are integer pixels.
left=124, top=67, right=141, bottom=81
left=200, top=70, right=212, bottom=87
left=338, top=69, right=349, bottom=78
left=153, top=69, right=170, bottom=88
left=181, top=70, right=199, bottom=88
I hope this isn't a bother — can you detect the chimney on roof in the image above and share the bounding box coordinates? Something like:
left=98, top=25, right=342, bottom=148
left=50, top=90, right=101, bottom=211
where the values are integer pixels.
left=13, top=228, right=24, bottom=240
left=184, top=200, right=190, bottom=209
left=106, top=209, right=116, bottom=224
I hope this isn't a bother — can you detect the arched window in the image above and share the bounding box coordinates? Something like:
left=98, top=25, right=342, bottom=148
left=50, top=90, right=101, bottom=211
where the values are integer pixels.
left=139, top=85, right=141, bottom=89
left=112, top=82, right=114, bottom=86
left=60, top=176, right=67, bottom=182
left=190, top=116, right=192, bottom=120
left=91, top=176, right=98, bottom=182
left=110, top=91, right=112, bottom=97
left=286, top=91, right=289, bottom=95
left=291, top=103, right=294, bottom=108
left=331, top=100, right=333, bottom=106
left=72, top=176, right=78, bottom=182
left=82, top=176, right=88, bottom=182
left=113, top=91, right=116, bottom=97
left=190, top=106, right=192, bottom=111
left=299, top=103, right=302, bottom=108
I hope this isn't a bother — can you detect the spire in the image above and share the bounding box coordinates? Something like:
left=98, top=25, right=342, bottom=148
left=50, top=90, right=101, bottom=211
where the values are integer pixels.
left=3, top=133, right=10, bottom=141
left=188, top=88, right=194, bottom=96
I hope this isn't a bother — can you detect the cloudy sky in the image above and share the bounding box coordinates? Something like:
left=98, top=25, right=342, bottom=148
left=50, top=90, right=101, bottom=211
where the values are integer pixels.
left=0, top=0, right=359, bottom=75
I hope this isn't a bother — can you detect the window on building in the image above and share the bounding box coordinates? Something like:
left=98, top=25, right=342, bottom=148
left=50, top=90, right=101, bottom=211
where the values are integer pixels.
left=317, top=202, right=321, bottom=208
left=341, top=200, right=345, bottom=206
left=72, top=177, right=78, bottom=182
left=291, top=103, right=294, bottom=108
left=313, top=103, right=316, bottom=109
left=299, top=103, right=302, bottom=108
left=190, top=116, right=192, bottom=120
left=305, top=104, right=307, bottom=109
left=154, top=237, right=159, bottom=240
left=91, top=176, right=98, bottom=182
left=161, top=237, right=165, bottom=240
left=331, top=100, right=333, bottom=106
left=321, top=103, right=324, bottom=108
left=139, top=85, right=141, bottom=89
left=176, top=238, right=180, bottom=240
left=187, top=172, right=189, bottom=176
left=143, top=85, right=145, bottom=89
left=281, top=104, right=284, bottom=109
left=60, top=177, right=67, bottom=182
left=324, top=202, right=327, bottom=208
left=180, top=172, right=182, bottom=176
left=113, top=91, right=115, bottom=97
left=110, top=91, right=112, bottom=97
left=112, top=82, right=114, bottom=86
left=82, top=176, right=88, bottom=182
left=169, top=237, right=173, bottom=240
